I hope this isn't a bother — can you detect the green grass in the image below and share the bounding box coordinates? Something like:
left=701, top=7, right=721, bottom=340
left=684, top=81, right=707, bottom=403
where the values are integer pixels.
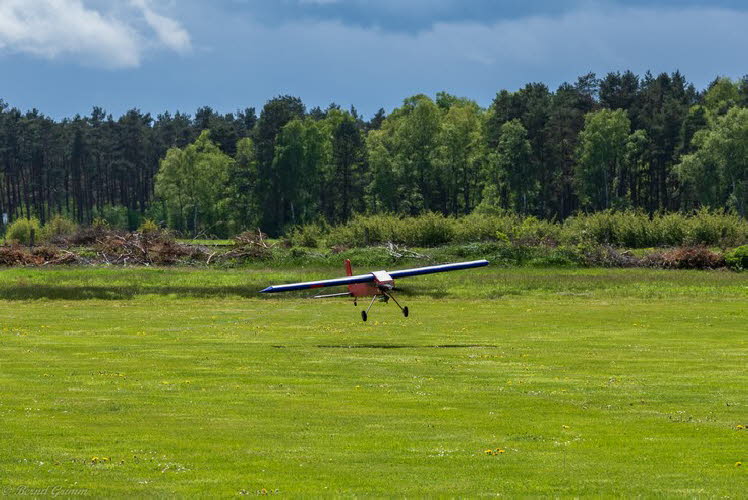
left=0, top=266, right=746, bottom=496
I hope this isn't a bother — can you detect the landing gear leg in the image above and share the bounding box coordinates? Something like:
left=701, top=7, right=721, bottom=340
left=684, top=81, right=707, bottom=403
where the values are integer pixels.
left=386, top=291, right=409, bottom=318
left=362, top=295, right=378, bottom=322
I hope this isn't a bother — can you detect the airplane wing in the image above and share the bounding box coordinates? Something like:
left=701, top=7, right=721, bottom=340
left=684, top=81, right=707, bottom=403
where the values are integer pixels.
left=260, top=273, right=374, bottom=293
left=259, top=259, right=488, bottom=293
left=388, top=259, right=489, bottom=278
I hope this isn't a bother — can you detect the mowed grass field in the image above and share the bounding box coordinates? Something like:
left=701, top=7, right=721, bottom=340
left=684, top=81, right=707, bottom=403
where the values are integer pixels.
left=0, top=266, right=746, bottom=496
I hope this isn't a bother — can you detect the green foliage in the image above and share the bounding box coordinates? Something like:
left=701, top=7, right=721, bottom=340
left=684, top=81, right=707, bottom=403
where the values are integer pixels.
left=685, top=208, right=745, bottom=246
left=575, top=109, right=632, bottom=210
left=155, top=130, right=233, bottom=236
left=138, top=218, right=160, bottom=234
left=489, top=119, right=535, bottom=214
left=312, top=210, right=748, bottom=249
left=92, top=216, right=110, bottom=229
left=563, top=211, right=654, bottom=247
left=5, top=217, right=41, bottom=245
left=289, top=222, right=327, bottom=248
left=95, top=205, right=129, bottom=230
left=39, top=215, right=77, bottom=243
left=400, top=212, right=455, bottom=247
left=724, top=245, right=748, bottom=271
left=676, top=107, right=748, bottom=215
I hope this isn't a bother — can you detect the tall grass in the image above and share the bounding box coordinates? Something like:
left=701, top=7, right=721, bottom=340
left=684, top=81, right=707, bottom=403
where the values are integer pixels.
left=290, top=209, right=748, bottom=248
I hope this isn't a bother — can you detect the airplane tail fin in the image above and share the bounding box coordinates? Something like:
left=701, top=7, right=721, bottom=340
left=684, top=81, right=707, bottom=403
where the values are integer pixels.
left=344, top=259, right=353, bottom=276
left=345, top=259, right=354, bottom=294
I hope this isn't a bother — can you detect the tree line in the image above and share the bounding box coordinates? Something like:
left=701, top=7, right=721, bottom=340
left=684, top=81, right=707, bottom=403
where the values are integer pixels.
left=1, top=70, right=747, bottom=237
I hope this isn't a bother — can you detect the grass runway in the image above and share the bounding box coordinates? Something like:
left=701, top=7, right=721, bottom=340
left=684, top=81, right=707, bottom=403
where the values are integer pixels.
left=0, top=267, right=746, bottom=496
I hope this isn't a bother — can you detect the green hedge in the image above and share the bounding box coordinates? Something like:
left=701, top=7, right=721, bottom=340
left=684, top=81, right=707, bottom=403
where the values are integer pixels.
left=288, top=209, right=748, bottom=249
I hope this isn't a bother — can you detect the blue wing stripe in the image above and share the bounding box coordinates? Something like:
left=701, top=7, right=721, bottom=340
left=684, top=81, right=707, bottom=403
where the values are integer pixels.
left=260, top=273, right=374, bottom=293
left=388, top=259, right=489, bottom=279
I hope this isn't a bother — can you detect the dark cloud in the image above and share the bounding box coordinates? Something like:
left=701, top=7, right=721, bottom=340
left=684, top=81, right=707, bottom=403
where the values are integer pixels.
left=2, top=1, right=747, bottom=120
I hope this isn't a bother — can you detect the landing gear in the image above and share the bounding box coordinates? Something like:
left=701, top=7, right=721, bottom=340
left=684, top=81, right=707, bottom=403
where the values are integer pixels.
left=387, top=291, right=408, bottom=318
left=358, top=291, right=410, bottom=321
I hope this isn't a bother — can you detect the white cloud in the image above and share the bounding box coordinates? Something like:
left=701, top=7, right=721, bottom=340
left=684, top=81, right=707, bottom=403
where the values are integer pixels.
left=131, top=0, right=191, bottom=53
left=0, top=0, right=191, bottom=68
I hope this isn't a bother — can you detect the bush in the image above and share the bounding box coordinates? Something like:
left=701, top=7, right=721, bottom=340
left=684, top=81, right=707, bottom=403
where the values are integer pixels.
left=400, top=212, right=455, bottom=247
left=725, top=245, right=748, bottom=271
left=295, top=210, right=748, bottom=250
left=289, top=223, right=326, bottom=248
left=513, top=216, right=562, bottom=246
left=5, top=218, right=41, bottom=245
left=685, top=209, right=745, bottom=247
left=39, top=215, right=78, bottom=243
left=653, top=213, right=689, bottom=246
left=138, top=218, right=160, bottom=234
left=563, top=211, right=654, bottom=247
left=453, top=213, right=514, bottom=243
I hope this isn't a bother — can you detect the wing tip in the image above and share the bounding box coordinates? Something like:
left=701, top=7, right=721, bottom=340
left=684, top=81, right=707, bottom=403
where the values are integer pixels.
left=259, top=286, right=273, bottom=293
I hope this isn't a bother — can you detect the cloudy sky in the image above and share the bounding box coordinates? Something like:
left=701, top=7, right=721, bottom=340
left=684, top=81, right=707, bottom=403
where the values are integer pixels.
left=0, top=0, right=746, bottom=119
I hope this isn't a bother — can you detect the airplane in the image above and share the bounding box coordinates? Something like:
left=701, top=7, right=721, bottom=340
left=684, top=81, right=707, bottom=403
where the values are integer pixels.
left=260, top=259, right=489, bottom=321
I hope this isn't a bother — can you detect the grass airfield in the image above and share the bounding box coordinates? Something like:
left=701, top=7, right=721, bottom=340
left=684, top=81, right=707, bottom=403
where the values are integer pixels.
left=0, top=267, right=746, bottom=496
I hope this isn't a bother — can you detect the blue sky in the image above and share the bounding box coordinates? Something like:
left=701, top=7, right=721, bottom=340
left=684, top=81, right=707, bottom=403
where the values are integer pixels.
left=1, top=0, right=746, bottom=120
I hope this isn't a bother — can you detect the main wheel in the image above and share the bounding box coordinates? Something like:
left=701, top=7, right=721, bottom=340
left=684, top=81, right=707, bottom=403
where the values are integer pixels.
left=403, top=306, right=409, bottom=318
left=361, top=310, right=368, bottom=322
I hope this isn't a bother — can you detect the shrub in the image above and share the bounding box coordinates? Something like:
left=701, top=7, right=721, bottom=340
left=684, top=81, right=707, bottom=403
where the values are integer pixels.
left=92, top=217, right=110, bottom=229
left=289, top=223, right=326, bottom=248
left=686, top=209, right=745, bottom=247
left=400, top=212, right=455, bottom=247
left=39, top=215, right=78, bottom=243
left=513, top=216, right=562, bottom=246
left=5, top=217, right=41, bottom=245
left=654, top=213, right=689, bottom=246
left=563, top=210, right=653, bottom=247
left=453, top=213, right=514, bottom=243
left=725, top=245, right=748, bottom=271
left=327, top=214, right=403, bottom=247
left=138, top=218, right=159, bottom=234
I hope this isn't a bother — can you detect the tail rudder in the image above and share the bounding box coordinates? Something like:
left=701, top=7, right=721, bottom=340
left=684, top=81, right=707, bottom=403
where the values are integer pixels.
left=345, top=259, right=354, bottom=294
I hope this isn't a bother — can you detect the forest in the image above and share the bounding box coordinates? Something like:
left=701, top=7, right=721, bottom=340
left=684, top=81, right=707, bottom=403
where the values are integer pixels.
left=1, top=70, right=747, bottom=237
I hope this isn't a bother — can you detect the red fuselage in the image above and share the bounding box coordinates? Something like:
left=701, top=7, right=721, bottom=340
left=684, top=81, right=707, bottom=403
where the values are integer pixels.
left=345, top=259, right=391, bottom=297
